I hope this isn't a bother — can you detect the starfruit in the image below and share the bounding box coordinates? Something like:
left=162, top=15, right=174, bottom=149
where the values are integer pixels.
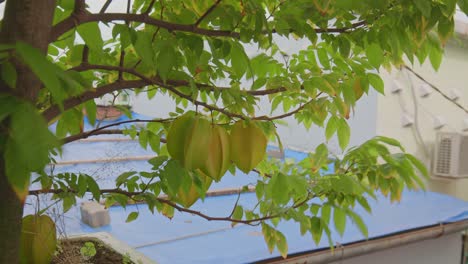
left=230, top=121, right=267, bottom=173
left=166, top=113, right=211, bottom=170
left=201, top=124, right=231, bottom=181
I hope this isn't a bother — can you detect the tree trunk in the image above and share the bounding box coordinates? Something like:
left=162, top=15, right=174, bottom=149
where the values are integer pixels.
left=0, top=160, right=24, bottom=263
left=0, top=0, right=55, bottom=262
left=1, top=0, right=56, bottom=101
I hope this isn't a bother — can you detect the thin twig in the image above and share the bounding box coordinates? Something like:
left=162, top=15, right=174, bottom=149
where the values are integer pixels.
left=61, top=118, right=172, bottom=143
left=228, top=191, right=242, bottom=218
left=99, top=0, right=113, bottom=14
left=404, top=65, right=468, bottom=114
left=81, top=45, right=89, bottom=65
left=143, top=0, right=157, bottom=15
left=194, top=0, right=222, bottom=26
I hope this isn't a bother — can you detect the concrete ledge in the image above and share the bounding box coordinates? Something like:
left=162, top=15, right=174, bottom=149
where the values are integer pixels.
left=67, top=232, right=156, bottom=264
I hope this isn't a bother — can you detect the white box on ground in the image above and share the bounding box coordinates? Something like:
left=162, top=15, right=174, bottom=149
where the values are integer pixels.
left=80, top=201, right=110, bottom=228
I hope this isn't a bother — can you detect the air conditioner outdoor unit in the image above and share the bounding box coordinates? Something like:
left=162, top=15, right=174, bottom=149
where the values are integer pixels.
left=433, top=132, right=468, bottom=177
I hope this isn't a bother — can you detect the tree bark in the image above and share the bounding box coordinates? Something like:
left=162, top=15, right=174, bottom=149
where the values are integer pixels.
left=1, top=0, right=56, bottom=101
left=0, top=0, right=55, bottom=262
left=0, top=159, right=24, bottom=263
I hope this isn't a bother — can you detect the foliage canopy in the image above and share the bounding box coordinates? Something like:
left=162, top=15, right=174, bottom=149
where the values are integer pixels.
left=1, top=0, right=466, bottom=259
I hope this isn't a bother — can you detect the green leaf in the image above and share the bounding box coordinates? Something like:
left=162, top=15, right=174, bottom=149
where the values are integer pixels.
left=126, top=211, right=139, bottom=223
left=232, top=205, right=243, bottom=220
left=334, top=207, right=346, bottom=236
left=459, top=0, right=468, bottom=14
left=310, top=217, right=322, bottom=245
left=161, top=203, right=175, bottom=219
left=255, top=181, right=264, bottom=200
left=148, top=133, right=161, bottom=153
left=366, top=44, right=384, bottom=69
left=112, top=194, right=130, bottom=208
left=375, top=136, right=405, bottom=151
left=15, top=42, right=64, bottom=104
left=413, top=0, right=431, bottom=17
left=405, top=153, right=429, bottom=178
left=5, top=101, right=57, bottom=199
left=77, top=174, right=88, bottom=197
left=58, top=0, right=74, bottom=10
left=113, top=24, right=134, bottom=49
left=134, top=31, right=154, bottom=68
left=276, top=231, right=288, bottom=258
left=317, top=48, right=330, bottom=69
left=116, top=171, right=137, bottom=186
left=346, top=209, right=368, bottom=237
left=55, top=108, right=82, bottom=138
left=86, top=175, right=101, bottom=201
left=429, top=46, right=443, bottom=71
left=63, top=195, right=76, bottom=213
left=325, top=116, right=338, bottom=140
left=368, top=73, right=385, bottom=94
left=77, top=22, right=103, bottom=51
left=1, top=61, right=17, bottom=88
left=357, top=197, right=372, bottom=213
left=0, top=94, right=18, bottom=122
left=231, top=42, right=249, bottom=77
left=321, top=203, right=331, bottom=224
left=161, top=160, right=188, bottom=194
left=310, top=203, right=321, bottom=215
left=139, top=129, right=148, bottom=149
left=148, top=156, right=168, bottom=169
left=270, top=173, right=289, bottom=204
left=337, top=119, right=350, bottom=150
left=262, top=224, right=276, bottom=253
left=156, top=40, right=176, bottom=81
left=438, top=18, right=454, bottom=44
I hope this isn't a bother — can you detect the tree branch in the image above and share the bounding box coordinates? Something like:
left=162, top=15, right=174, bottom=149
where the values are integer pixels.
left=254, top=97, right=319, bottom=121
left=44, top=62, right=317, bottom=122
left=50, top=12, right=367, bottom=43
left=194, top=0, right=222, bottom=27
left=51, top=12, right=238, bottom=42
left=70, top=63, right=286, bottom=96
left=61, top=118, right=172, bottom=144
left=81, top=45, right=89, bottom=65
left=60, top=98, right=311, bottom=144
left=404, top=65, right=468, bottom=114
left=118, top=51, right=125, bottom=81
left=28, top=186, right=314, bottom=225
left=42, top=80, right=147, bottom=122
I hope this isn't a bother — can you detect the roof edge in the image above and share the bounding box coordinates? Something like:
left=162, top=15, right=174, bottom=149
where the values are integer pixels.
left=261, top=220, right=468, bottom=264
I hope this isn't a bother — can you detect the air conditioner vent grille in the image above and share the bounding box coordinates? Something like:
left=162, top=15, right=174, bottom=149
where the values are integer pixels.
left=436, top=138, right=452, bottom=175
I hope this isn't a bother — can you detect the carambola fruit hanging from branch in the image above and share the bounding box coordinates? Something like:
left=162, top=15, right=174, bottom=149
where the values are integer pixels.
left=230, top=120, right=268, bottom=173
left=201, top=124, right=231, bottom=181
left=166, top=112, right=211, bottom=170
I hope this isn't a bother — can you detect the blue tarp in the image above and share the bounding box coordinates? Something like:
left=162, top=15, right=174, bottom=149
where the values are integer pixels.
left=29, top=190, right=468, bottom=264
left=26, top=112, right=468, bottom=263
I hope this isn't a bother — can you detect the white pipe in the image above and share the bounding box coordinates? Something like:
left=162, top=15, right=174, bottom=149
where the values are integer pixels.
left=266, top=220, right=468, bottom=264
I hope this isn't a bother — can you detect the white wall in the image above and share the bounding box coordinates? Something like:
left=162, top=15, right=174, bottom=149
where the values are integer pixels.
left=330, top=232, right=462, bottom=264
left=377, top=41, right=468, bottom=200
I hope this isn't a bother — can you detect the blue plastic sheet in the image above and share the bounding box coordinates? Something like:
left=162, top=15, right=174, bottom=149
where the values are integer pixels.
left=30, top=112, right=468, bottom=263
